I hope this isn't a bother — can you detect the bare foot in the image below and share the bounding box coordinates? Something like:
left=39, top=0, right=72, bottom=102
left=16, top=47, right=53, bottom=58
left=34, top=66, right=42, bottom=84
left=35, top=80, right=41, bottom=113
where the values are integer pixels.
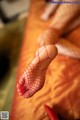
left=17, top=45, right=57, bottom=98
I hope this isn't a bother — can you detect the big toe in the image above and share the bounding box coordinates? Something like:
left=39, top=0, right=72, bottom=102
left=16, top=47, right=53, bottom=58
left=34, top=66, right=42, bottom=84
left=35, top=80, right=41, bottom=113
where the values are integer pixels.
left=17, top=78, right=29, bottom=96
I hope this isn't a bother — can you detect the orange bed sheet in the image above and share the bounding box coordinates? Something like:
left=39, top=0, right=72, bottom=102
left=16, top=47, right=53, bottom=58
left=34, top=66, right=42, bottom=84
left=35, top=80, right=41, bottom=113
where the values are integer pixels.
left=10, top=0, right=80, bottom=120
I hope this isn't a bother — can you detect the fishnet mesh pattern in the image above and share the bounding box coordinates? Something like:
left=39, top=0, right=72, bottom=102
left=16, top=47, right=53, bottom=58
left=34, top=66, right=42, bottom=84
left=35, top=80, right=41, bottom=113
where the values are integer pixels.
left=17, top=1, right=80, bottom=98
left=51, top=1, right=80, bottom=31
left=17, top=43, right=56, bottom=98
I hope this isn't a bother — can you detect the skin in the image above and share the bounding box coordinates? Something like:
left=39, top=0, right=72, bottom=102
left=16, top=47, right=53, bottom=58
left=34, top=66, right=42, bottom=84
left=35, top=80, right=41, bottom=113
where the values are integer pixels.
left=17, top=45, right=57, bottom=98
left=17, top=0, right=80, bottom=98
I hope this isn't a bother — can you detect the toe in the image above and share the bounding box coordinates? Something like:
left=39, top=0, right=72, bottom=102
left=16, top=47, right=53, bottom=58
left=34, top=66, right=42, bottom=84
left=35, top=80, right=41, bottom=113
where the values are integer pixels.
left=17, top=78, right=29, bottom=96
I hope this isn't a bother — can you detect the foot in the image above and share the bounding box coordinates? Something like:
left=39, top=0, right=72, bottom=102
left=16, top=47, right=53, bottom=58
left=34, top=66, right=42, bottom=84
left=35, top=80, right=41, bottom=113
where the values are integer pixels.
left=17, top=45, right=57, bottom=98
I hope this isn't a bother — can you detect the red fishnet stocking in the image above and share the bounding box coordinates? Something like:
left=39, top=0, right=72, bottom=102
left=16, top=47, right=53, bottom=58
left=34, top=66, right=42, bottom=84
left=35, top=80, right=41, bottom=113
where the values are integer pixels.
left=17, top=45, right=57, bottom=98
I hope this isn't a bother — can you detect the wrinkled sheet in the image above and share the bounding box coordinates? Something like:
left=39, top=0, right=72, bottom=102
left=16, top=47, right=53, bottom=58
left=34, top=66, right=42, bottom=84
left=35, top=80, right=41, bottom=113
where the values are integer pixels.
left=10, top=0, right=80, bottom=120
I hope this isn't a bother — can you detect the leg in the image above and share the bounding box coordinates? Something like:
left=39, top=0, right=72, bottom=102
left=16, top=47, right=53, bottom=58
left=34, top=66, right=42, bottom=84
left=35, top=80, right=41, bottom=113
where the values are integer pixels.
left=17, top=45, right=57, bottom=98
